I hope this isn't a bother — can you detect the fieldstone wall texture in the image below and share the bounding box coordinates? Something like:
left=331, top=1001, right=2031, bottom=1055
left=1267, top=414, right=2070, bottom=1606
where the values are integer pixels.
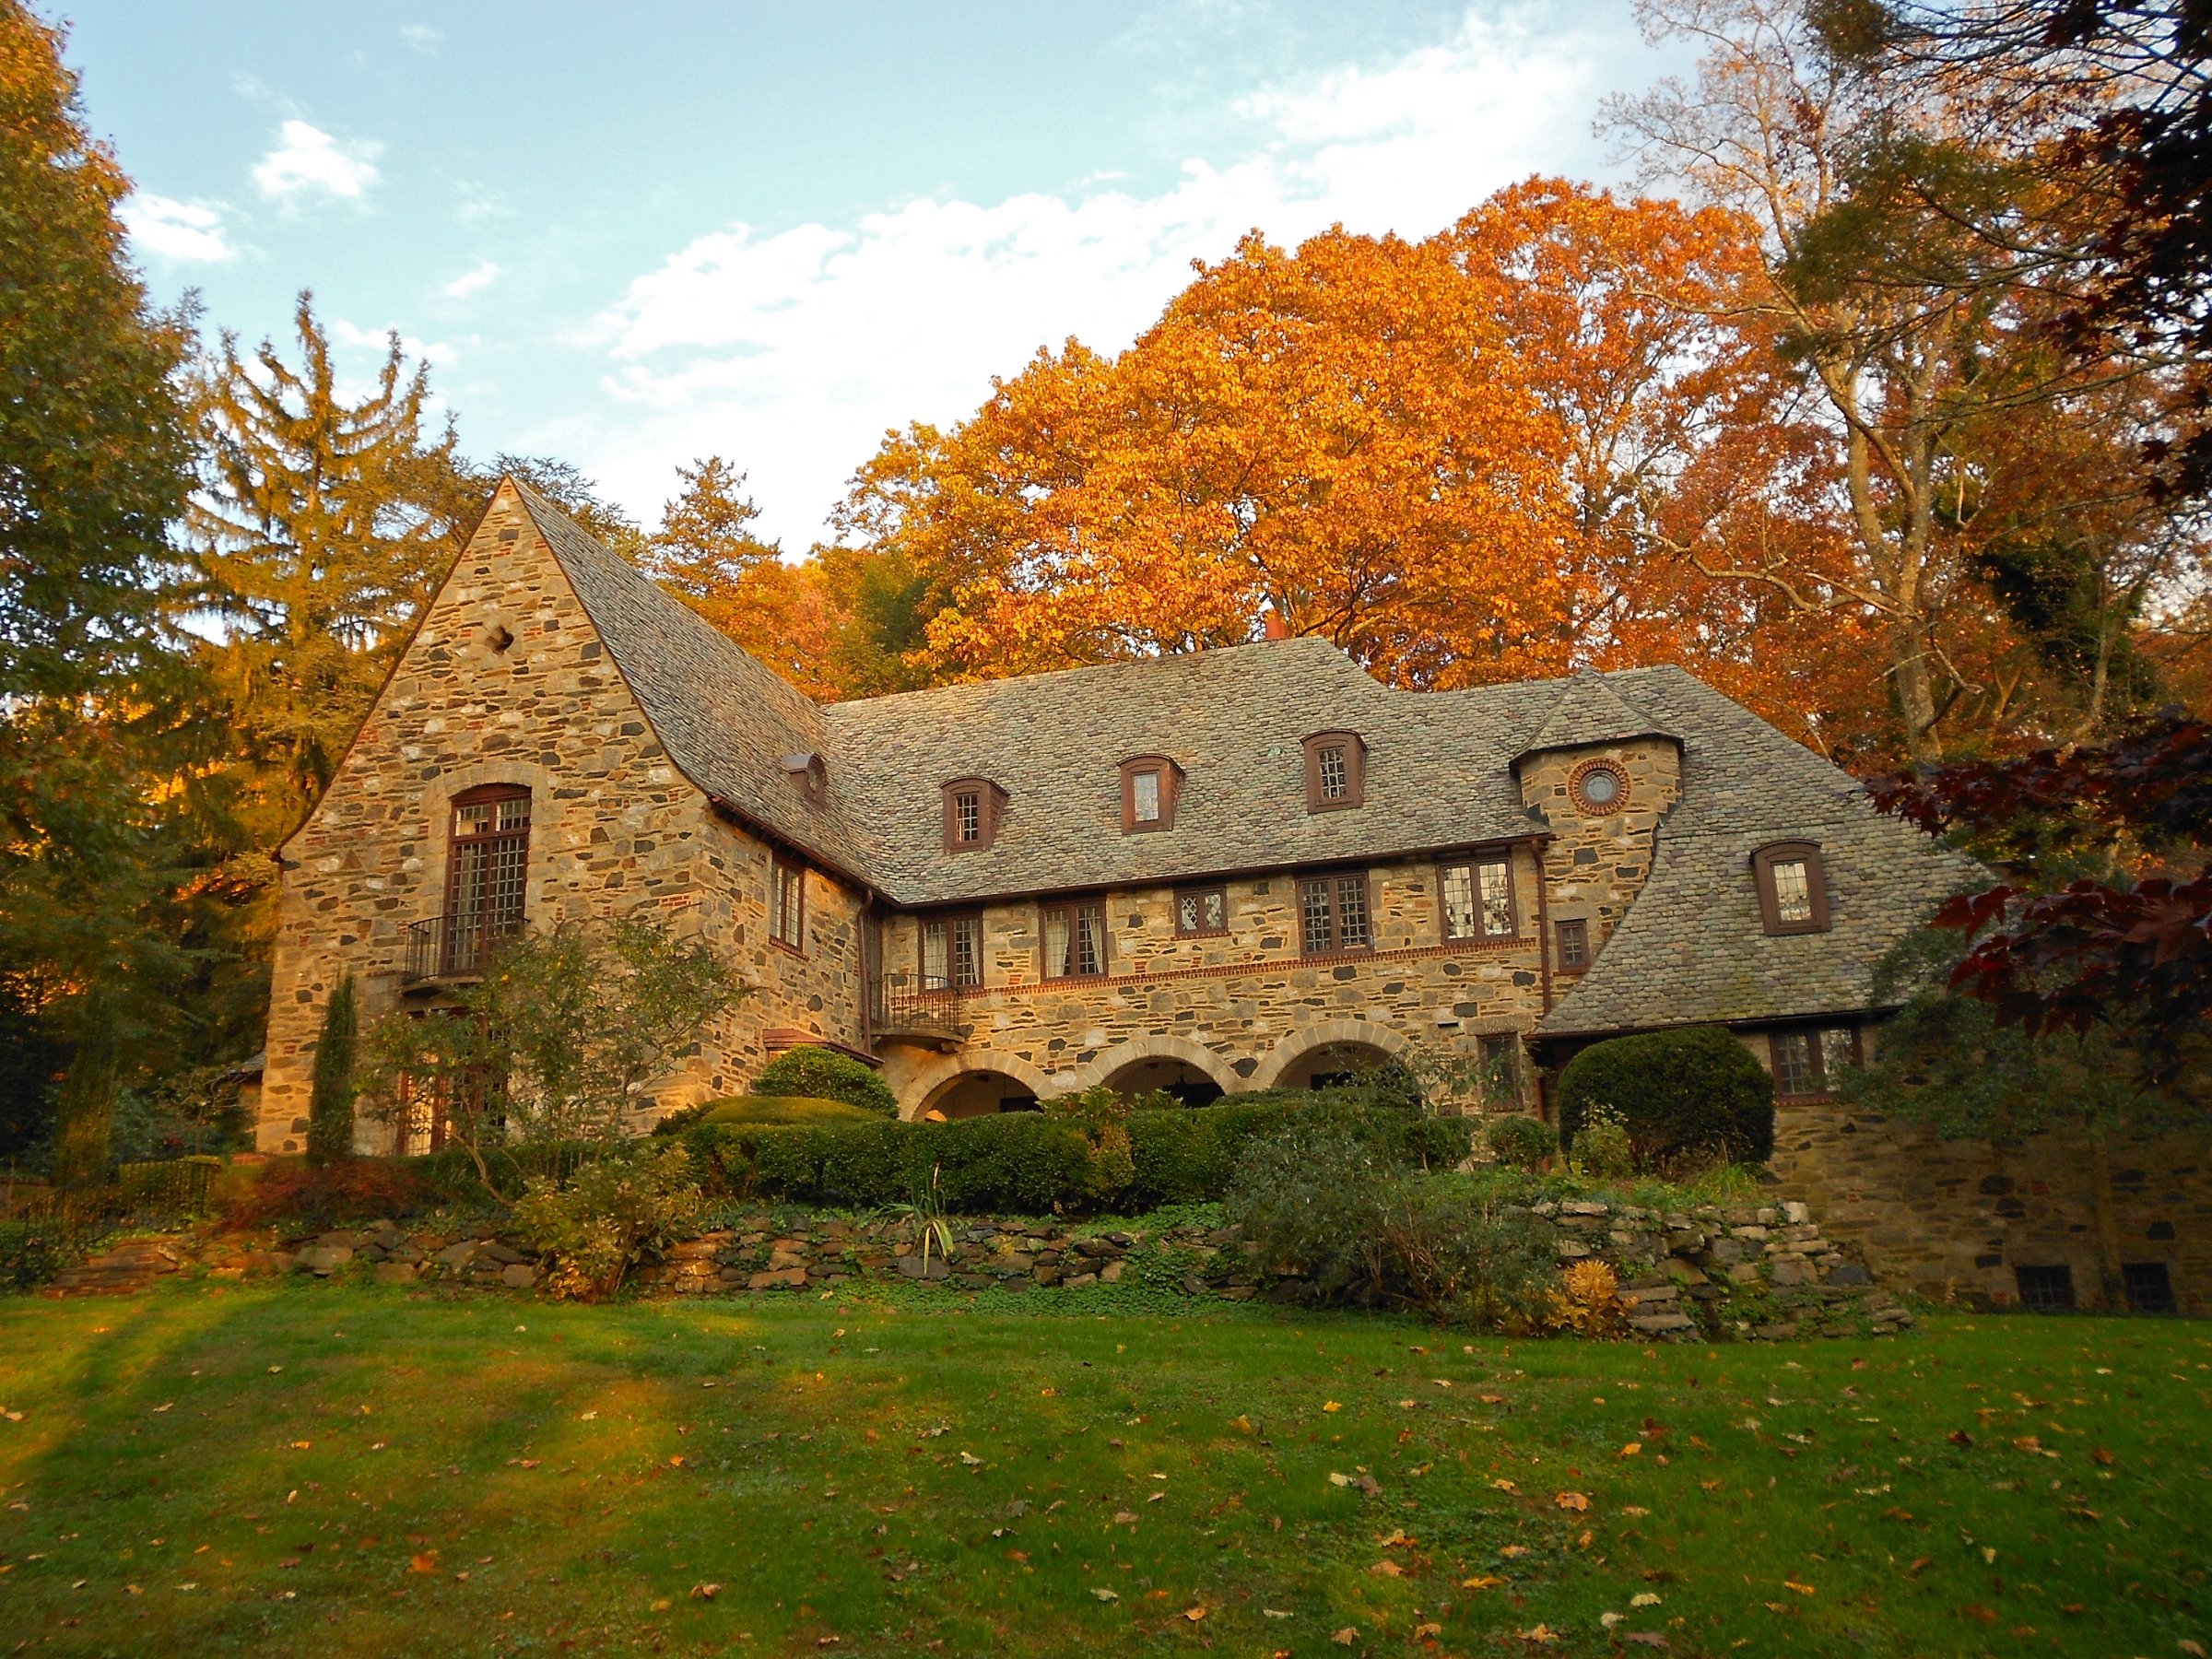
left=259, top=482, right=869, bottom=1154
left=1770, top=1102, right=2212, bottom=1313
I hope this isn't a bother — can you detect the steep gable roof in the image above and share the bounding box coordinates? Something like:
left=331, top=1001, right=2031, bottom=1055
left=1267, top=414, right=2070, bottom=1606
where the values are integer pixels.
left=514, top=481, right=879, bottom=884
left=1535, top=669, right=1980, bottom=1035
left=1513, top=668, right=1677, bottom=762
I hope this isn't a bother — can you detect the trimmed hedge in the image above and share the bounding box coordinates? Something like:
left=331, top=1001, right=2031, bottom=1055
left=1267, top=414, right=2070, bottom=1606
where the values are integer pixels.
left=1556, top=1026, right=1775, bottom=1167
left=751, top=1045, right=899, bottom=1117
left=679, top=1093, right=1474, bottom=1215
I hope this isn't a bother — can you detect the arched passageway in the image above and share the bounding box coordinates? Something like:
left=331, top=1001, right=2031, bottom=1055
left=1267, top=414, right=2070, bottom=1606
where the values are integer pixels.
left=919, top=1069, right=1041, bottom=1121
left=1100, top=1056, right=1224, bottom=1107
left=1273, top=1040, right=1396, bottom=1091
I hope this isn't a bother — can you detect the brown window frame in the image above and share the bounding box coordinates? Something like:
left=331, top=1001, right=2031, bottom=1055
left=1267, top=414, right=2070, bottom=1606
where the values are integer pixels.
left=920, top=911, right=985, bottom=991
left=1555, top=917, right=1589, bottom=971
left=442, top=783, right=532, bottom=976
left=1298, top=868, right=1373, bottom=956
left=1175, top=884, right=1229, bottom=937
left=1119, top=755, right=1183, bottom=834
left=1301, top=731, right=1366, bottom=812
left=770, top=853, right=806, bottom=955
left=784, top=751, right=829, bottom=808
left=1439, top=853, right=1518, bottom=943
left=1752, top=841, right=1830, bottom=935
left=1039, top=897, right=1110, bottom=981
left=1770, top=1023, right=1860, bottom=1099
left=942, top=777, right=1007, bottom=853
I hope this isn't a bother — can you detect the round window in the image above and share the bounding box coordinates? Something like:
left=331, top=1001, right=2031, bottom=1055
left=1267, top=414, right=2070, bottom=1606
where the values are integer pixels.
left=1570, top=761, right=1628, bottom=816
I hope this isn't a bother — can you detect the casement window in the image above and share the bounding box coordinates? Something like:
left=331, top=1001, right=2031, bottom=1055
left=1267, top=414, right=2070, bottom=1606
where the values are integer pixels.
left=921, top=912, right=985, bottom=992
left=1569, top=759, right=1629, bottom=817
left=1770, top=1024, right=1858, bottom=1098
left=1301, top=732, right=1366, bottom=812
left=783, top=751, right=828, bottom=807
left=1299, top=871, right=1371, bottom=955
left=942, top=777, right=1007, bottom=853
left=770, top=854, right=806, bottom=952
left=1041, top=900, right=1108, bottom=980
left=1752, top=841, right=1830, bottom=935
left=2014, top=1264, right=2076, bottom=1312
left=1176, top=885, right=1229, bottom=937
left=1441, top=854, right=1516, bottom=942
left=443, top=784, right=531, bottom=975
left=1555, top=918, right=1589, bottom=970
left=1120, top=756, right=1182, bottom=833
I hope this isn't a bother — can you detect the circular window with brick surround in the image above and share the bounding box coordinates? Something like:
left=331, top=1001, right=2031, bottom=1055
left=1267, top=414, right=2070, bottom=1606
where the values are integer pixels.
left=1569, top=759, right=1629, bottom=817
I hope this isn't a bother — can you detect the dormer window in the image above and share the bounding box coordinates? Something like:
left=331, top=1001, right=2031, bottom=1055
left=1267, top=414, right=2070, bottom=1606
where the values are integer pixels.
left=1119, top=756, right=1182, bottom=833
left=1752, top=841, right=1830, bottom=935
left=942, top=777, right=1006, bottom=853
left=1302, top=731, right=1366, bottom=812
left=783, top=752, right=828, bottom=808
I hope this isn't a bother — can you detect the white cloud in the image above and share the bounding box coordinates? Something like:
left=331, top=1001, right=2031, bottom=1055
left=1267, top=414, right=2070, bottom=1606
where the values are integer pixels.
left=401, top=24, right=442, bottom=54
left=443, top=261, right=501, bottom=299
left=577, top=6, right=1641, bottom=547
left=331, top=317, right=457, bottom=369
left=119, top=194, right=234, bottom=262
left=253, top=120, right=382, bottom=201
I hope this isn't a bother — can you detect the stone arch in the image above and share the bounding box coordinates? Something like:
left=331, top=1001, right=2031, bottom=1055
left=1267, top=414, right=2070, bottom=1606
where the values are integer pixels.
left=408, top=759, right=565, bottom=930
left=1061, top=1033, right=1240, bottom=1106
left=1248, top=1018, right=1417, bottom=1092
left=892, top=1050, right=1056, bottom=1122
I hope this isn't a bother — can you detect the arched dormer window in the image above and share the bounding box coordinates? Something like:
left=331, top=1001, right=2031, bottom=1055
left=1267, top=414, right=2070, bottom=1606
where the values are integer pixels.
left=1752, top=841, right=1830, bottom=935
left=942, top=777, right=1007, bottom=853
left=1302, top=732, right=1366, bottom=812
left=782, top=752, right=828, bottom=808
left=1119, top=755, right=1182, bottom=833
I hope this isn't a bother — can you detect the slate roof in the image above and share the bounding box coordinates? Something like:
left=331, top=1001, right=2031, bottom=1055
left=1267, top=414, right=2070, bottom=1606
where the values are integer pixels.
left=1534, top=672, right=1983, bottom=1035
left=522, top=485, right=1976, bottom=1031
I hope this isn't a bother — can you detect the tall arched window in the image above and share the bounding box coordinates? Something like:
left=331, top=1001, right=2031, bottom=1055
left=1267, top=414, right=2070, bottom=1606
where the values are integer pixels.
left=443, top=784, right=531, bottom=974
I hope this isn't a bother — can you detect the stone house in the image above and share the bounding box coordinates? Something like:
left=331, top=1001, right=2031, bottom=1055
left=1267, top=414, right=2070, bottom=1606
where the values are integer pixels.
left=258, top=478, right=2205, bottom=1312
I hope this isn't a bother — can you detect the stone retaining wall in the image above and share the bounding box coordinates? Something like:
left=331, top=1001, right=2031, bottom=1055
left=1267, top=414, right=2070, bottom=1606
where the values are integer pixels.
left=62, top=1193, right=1910, bottom=1341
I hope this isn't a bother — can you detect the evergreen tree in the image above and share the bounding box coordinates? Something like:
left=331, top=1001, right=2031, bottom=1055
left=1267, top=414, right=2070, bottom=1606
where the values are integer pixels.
left=634, top=456, right=780, bottom=599
left=184, top=294, right=478, bottom=843
left=305, top=973, right=357, bottom=1167
left=49, top=982, right=117, bottom=1191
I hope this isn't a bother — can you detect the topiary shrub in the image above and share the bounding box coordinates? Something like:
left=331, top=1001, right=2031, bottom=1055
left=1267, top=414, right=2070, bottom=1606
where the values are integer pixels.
left=657, top=1096, right=878, bottom=1134
left=1556, top=1026, right=1775, bottom=1167
left=1486, top=1113, right=1556, bottom=1169
left=750, top=1046, right=899, bottom=1117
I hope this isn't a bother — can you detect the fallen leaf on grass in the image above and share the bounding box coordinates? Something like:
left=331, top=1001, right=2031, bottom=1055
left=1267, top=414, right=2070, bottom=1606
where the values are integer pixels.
left=959, top=1452, right=983, bottom=1465
left=1263, top=1608, right=1292, bottom=1618
left=1332, top=1629, right=1358, bottom=1646
left=1112, top=1512, right=1138, bottom=1525
left=410, top=1555, right=438, bottom=1573
left=1905, top=1557, right=1934, bottom=1577
left=1415, top=1621, right=1442, bottom=1637
left=1500, top=1546, right=1530, bottom=1559
left=2091, top=1447, right=2115, bottom=1465
left=1230, top=1415, right=1254, bottom=1434
left=1091, top=1588, right=1119, bottom=1603
left=1947, top=1430, right=1974, bottom=1447
left=580, top=1412, right=596, bottom=1421
left=1624, top=1634, right=1669, bottom=1649
left=1183, top=1606, right=1206, bottom=1622
left=1621, top=1505, right=1650, bottom=1517
left=1490, top=1478, right=1518, bottom=1492
left=1478, top=1394, right=1503, bottom=1404
left=1555, top=1492, right=1588, bottom=1512
left=1961, top=1605, right=1999, bottom=1623
left=1620, top=1442, right=1642, bottom=1457
left=1783, top=1581, right=1816, bottom=1595
left=2177, top=1641, right=2205, bottom=1657
left=1463, top=1575, right=1507, bottom=1590
left=1630, top=1593, right=1662, bottom=1606
left=1368, top=1560, right=1404, bottom=1578
left=690, top=1583, right=719, bottom=1600
left=1147, top=1491, right=1164, bottom=1503
left=1519, top=1625, right=1560, bottom=1644
left=1323, top=1401, right=1343, bottom=1413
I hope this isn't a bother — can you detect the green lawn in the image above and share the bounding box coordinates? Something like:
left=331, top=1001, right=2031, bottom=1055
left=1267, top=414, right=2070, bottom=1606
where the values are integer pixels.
left=0, top=1279, right=2206, bottom=1658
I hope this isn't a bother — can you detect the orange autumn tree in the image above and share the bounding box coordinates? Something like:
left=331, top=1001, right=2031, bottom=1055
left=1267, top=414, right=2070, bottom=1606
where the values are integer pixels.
left=1445, top=178, right=1888, bottom=754
left=845, top=229, right=1578, bottom=688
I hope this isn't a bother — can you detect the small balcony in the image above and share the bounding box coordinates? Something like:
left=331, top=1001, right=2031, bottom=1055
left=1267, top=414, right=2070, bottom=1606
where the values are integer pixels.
left=402, top=911, right=523, bottom=988
left=870, top=972, right=966, bottom=1051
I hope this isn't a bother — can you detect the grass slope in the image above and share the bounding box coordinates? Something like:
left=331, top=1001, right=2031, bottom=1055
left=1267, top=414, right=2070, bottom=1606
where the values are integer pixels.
left=0, top=1282, right=2206, bottom=1657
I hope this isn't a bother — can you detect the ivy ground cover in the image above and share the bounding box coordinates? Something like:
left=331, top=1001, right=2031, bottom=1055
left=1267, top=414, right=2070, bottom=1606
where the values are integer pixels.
left=0, top=1283, right=2206, bottom=1657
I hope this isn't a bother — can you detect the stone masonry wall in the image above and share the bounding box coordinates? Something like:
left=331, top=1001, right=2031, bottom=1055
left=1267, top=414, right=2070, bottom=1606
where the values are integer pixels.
left=260, top=483, right=866, bottom=1152
left=1770, top=1102, right=2212, bottom=1313
left=874, top=847, right=1553, bottom=1114
left=1519, top=736, right=1683, bottom=979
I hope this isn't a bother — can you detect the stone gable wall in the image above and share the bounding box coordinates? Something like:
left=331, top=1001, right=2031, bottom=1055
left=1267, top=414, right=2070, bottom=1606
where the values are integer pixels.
left=1519, top=735, right=1683, bottom=976
left=259, top=486, right=865, bottom=1151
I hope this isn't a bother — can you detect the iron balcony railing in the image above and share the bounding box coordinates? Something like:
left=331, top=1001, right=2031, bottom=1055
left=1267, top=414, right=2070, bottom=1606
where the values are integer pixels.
left=402, top=910, right=523, bottom=984
left=869, top=971, right=967, bottom=1044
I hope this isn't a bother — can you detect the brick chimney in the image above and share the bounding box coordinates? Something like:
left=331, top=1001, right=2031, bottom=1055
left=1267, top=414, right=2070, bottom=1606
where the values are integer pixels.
left=1261, top=607, right=1288, bottom=641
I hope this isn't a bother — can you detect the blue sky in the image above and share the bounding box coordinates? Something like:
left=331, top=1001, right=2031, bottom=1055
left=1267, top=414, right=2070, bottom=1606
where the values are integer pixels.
left=64, top=2, right=1688, bottom=547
